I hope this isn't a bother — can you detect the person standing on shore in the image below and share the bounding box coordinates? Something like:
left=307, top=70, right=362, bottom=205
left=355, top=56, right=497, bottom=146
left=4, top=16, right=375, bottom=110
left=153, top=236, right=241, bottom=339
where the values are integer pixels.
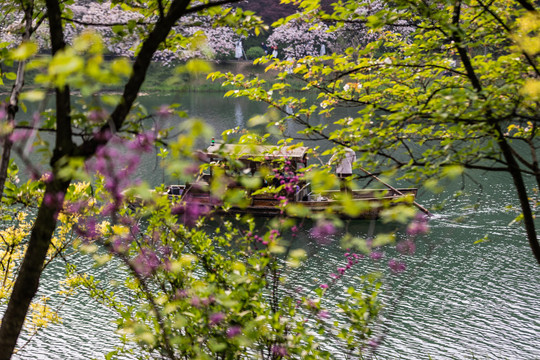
left=271, top=45, right=278, bottom=58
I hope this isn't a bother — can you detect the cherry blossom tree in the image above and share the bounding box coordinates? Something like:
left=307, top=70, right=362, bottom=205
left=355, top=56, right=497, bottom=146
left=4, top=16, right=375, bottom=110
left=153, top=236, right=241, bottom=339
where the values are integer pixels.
left=328, top=0, right=413, bottom=50
left=267, top=16, right=336, bottom=58
left=0, top=1, right=241, bottom=64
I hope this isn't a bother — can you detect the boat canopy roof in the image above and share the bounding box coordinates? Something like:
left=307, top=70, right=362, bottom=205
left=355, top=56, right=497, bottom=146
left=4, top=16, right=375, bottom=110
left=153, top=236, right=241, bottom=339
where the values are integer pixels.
left=206, top=144, right=309, bottom=162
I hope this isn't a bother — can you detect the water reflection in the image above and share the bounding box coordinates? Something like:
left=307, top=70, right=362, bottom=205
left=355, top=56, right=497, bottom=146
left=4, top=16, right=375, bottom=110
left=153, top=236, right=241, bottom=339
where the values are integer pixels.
left=234, top=101, right=244, bottom=127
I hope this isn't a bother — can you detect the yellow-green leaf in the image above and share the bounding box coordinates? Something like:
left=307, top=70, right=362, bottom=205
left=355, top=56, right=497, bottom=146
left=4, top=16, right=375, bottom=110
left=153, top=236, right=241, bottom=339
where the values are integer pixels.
left=11, top=42, right=38, bottom=60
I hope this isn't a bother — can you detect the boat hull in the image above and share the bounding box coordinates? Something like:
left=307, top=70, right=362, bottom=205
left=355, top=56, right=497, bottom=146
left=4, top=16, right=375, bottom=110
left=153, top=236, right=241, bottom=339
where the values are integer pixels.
left=167, top=187, right=418, bottom=220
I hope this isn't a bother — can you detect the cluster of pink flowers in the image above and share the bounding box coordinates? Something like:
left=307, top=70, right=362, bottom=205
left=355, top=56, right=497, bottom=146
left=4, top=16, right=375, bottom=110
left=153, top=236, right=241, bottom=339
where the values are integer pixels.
left=110, top=233, right=133, bottom=254
left=269, top=229, right=280, bottom=241
left=9, top=129, right=33, bottom=143
left=291, top=225, right=299, bottom=238
left=246, top=229, right=281, bottom=247
left=271, top=345, right=289, bottom=357
left=0, top=102, right=7, bottom=121
left=209, top=312, right=225, bottom=326
left=271, top=159, right=302, bottom=200
left=132, top=248, right=161, bottom=277
left=171, top=198, right=211, bottom=227
left=396, top=239, right=416, bottom=255
left=267, top=17, right=336, bottom=58
left=85, top=133, right=156, bottom=216
left=246, top=231, right=268, bottom=246
left=388, top=258, right=406, bottom=273
left=320, top=251, right=364, bottom=289
left=87, top=109, right=109, bottom=124
left=406, top=213, right=429, bottom=237
left=74, top=217, right=99, bottom=241
left=43, top=191, right=65, bottom=208
left=310, top=221, right=336, bottom=244
left=385, top=213, right=429, bottom=274
left=226, top=325, right=242, bottom=338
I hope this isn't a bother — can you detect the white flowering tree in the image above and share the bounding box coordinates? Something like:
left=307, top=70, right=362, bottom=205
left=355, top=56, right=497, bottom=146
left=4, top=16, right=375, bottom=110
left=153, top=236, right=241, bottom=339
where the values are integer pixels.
left=328, top=0, right=415, bottom=50
left=0, top=1, right=241, bottom=64
left=267, top=15, right=336, bottom=58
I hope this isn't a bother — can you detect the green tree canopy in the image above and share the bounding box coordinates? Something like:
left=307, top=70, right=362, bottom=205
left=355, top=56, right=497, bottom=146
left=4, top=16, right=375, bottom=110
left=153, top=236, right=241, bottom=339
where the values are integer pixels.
left=214, top=0, right=540, bottom=264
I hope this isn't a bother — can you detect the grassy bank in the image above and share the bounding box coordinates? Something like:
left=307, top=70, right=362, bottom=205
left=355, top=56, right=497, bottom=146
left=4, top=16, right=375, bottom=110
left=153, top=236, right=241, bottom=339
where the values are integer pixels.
left=141, top=60, right=306, bottom=93
left=0, top=60, right=305, bottom=94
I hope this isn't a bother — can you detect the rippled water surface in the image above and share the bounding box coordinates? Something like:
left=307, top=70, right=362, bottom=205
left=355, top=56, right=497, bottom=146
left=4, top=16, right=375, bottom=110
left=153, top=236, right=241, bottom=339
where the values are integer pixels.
left=10, top=94, right=540, bottom=359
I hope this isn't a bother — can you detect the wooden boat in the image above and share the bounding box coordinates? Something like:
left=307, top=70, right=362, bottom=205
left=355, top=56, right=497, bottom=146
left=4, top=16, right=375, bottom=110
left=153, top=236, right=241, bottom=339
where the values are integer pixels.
left=167, top=184, right=417, bottom=219
left=162, top=144, right=419, bottom=220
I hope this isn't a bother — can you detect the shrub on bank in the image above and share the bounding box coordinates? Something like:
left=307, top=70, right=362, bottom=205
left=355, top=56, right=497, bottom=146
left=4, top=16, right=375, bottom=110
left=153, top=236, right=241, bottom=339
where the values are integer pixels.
left=246, top=46, right=265, bottom=60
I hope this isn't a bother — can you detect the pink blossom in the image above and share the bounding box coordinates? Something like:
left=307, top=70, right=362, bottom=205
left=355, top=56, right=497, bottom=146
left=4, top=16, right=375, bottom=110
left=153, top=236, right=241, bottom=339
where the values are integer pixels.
left=368, top=338, right=380, bottom=350
left=407, top=213, right=430, bottom=236
left=101, top=202, right=118, bottom=216
left=75, top=217, right=98, bottom=241
left=132, top=248, right=160, bottom=276
left=43, top=192, right=65, bottom=208
left=318, top=310, right=329, bottom=319
left=190, top=296, right=201, bottom=308
left=370, top=251, right=384, bottom=260
left=111, top=236, right=132, bottom=254
left=396, top=240, right=416, bottom=255
left=128, top=133, right=155, bottom=152
left=310, top=221, right=336, bottom=244
left=209, top=312, right=225, bottom=326
left=9, top=129, right=33, bottom=142
left=388, top=258, right=407, bottom=273
left=268, top=17, right=336, bottom=58
left=172, top=199, right=210, bottom=227
left=271, top=345, right=289, bottom=357
left=201, top=295, right=215, bottom=306
left=226, top=325, right=242, bottom=338
left=157, top=105, right=173, bottom=117
left=0, top=103, right=6, bottom=120
left=87, top=109, right=108, bottom=123
left=175, top=289, right=188, bottom=299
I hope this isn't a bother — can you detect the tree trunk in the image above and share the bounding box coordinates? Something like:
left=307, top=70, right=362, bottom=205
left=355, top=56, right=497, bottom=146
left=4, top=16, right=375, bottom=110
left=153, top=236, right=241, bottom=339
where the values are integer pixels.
left=0, top=137, right=13, bottom=200
left=0, top=179, right=70, bottom=359
left=0, top=0, right=34, bottom=200
left=0, top=0, right=237, bottom=357
left=0, top=0, right=73, bottom=356
left=495, top=125, right=540, bottom=264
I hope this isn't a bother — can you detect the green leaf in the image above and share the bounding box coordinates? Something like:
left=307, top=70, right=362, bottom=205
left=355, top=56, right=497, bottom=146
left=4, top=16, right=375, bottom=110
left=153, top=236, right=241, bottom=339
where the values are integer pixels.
left=11, top=41, right=38, bottom=60
left=4, top=72, right=17, bottom=81
left=20, top=90, right=46, bottom=102
left=240, top=176, right=262, bottom=189
left=247, top=114, right=270, bottom=127
left=371, top=233, right=396, bottom=247
left=49, top=49, right=84, bottom=86
left=285, top=203, right=311, bottom=217
left=473, top=235, right=489, bottom=244
left=208, top=338, right=227, bottom=352
left=111, top=58, right=133, bottom=77
left=182, top=59, right=213, bottom=74
left=442, top=165, right=464, bottom=179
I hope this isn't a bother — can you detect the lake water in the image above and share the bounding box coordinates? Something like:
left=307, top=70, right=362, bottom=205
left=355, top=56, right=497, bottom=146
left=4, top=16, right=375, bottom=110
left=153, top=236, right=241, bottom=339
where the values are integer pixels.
left=10, top=93, right=540, bottom=359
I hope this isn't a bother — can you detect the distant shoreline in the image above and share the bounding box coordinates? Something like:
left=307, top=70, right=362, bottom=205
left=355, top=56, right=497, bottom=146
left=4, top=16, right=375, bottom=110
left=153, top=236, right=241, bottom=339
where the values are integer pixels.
left=0, top=60, right=292, bottom=95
